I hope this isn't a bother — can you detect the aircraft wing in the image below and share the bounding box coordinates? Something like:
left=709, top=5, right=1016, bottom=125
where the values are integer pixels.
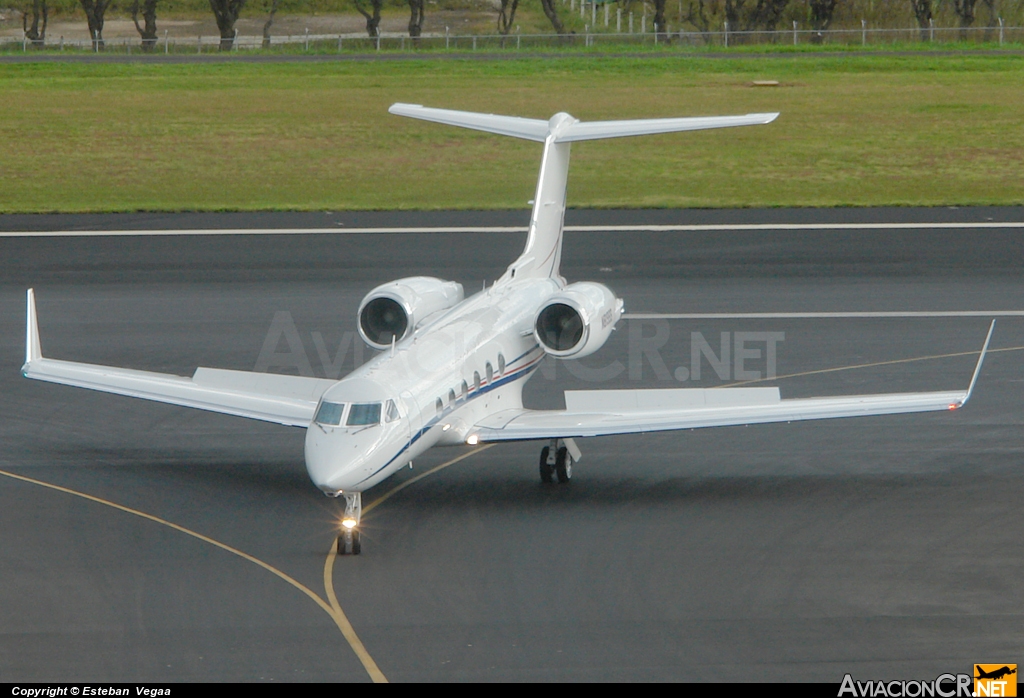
left=471, top=322, right=994, bottom=442
left=21, top=290, right=333, bottom=427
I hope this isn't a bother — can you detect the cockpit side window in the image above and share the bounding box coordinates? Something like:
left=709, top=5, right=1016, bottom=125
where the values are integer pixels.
left=385, top=399, right=399, bottom=423
left=315, top=401, right=345, bottom=426
left=346, top=402, right=382, bottom=426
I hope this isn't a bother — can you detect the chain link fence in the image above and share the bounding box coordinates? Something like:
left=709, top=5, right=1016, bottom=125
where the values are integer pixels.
left=1, top=22, right=1020, bottom=53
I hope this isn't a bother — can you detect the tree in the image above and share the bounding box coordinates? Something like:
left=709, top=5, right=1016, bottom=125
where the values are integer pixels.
left=262, top=0, right=279, bottom=48
left=79, top=0, right=113, bottom=48
left=408, top=0, right=425, bottom=38
left=808, top=0, right=838, bottom=43
left=745, top=0, right=788, bottom=31
left=22, top=0, right=47, bottom=47
left=910, top=0, right=933, bottom=40
left=497, top=0, right=520, bottom=35
left=953, top=0, right=978, bottom=38
left=131, top=0, right=158, bottom=52
left=652, top=0, right=669, bottom=37
left=539, top=0, right=567, bottom=34
left=208, top=0, right=245, bottom=50
left=354, top=0, right=383, bottom=37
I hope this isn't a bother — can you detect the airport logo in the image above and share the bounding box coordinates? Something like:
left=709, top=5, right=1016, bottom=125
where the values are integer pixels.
left=975, top=665, right=1017, bottom=697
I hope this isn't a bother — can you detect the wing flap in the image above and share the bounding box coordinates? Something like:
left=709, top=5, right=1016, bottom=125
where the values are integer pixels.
left=472, top=389, right=967, bottom=442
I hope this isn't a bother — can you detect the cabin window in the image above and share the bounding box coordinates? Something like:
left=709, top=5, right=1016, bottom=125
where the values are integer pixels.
left=448, top=389, right=456, bottom=405
left=474, top=371, right=481, bottom=391
left=314, top=401, right=345, bottom=426
left=486, top=362, right=493, bottom=384
left=436, top=398, right=443, bottom=414
left=461, top=380, right=469, bottom=400
left=385, top=399, right=399, bottom=423
left=347, top=403, right=381, bottom=426
left=498, top=353, right=506, bottom=376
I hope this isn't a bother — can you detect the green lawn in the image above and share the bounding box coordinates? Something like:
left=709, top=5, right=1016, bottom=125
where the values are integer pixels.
left=0, top=55, right=1022, bottom=212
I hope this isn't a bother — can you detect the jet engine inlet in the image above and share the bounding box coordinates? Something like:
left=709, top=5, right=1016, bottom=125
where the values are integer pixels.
left=360, top=297, right=408, bottom=346
left=536, top=303, right=584, bottom=352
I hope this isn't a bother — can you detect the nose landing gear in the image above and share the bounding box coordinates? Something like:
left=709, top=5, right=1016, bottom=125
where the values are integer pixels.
left=337, top=491, right=362, bottom=555
left=539, top=438, right=581, bottom=484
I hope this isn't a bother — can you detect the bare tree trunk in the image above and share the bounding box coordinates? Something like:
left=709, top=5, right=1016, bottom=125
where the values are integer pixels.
left=682, top=0, right=716, bottom=42
left=910, top=0, right=933, bottom=41
left=724, top=0, right=747, bottom=42
left=745, top=0, right=788, bottom=32
left=407, top=0, right=424, bottom=38
left=539, top=0, right=567, bottom=35
left=79, top=0, right=112, bottom=48
left=208, top=0, right=245, bottom=50
left=22, top=0, right=47, bottom=47
left=354, top=0, right=383, bottom=37
left=808, top=0, right=838, bottom=43
left=131, top=0, right=158, bottom=52
left=497, top=0, right=520, bottom=35
left=652, top=0, right=668, bottom=38
left=953, top=0, right=977, bottom=39
left=262, top=0, right=279, bottom=47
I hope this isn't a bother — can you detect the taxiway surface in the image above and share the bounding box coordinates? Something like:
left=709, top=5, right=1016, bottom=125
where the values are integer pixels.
left=2, top=208, right=1023, bottom=682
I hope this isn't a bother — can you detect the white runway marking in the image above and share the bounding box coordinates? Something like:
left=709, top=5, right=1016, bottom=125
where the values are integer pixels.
left=623, top=311, right=1024, bottom=319
left=2, top=221, right=1023, bottom=237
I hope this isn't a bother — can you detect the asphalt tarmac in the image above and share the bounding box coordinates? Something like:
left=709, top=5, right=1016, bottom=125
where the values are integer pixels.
left=2, top=208, right=1023, bottom=682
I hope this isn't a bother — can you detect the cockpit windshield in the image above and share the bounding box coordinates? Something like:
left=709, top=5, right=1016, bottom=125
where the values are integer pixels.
left=315, top=401, right=345, bottom=426
left=346, top=402, right=382, bottom=426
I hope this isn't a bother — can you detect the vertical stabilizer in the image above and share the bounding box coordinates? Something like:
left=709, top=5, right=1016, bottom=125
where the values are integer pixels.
left=387, top=104, right=779, bottom=283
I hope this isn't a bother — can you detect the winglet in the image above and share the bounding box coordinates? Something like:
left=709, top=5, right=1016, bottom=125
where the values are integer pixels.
left=959, top=319, right=995, bottom=407
left=24, top=288, right=42, bottom=370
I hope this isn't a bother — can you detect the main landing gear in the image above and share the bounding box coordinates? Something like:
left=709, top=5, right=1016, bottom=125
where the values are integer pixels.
left=337, top=491, right=362, bottom=555
left=539, top=438, right=582, bottom=485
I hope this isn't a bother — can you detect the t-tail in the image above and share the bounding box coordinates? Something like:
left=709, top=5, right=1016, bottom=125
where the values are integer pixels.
left=389, top=103, right=779, bottom=281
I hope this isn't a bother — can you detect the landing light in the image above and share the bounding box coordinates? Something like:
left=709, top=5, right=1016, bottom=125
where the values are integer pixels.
left=948, top=403, right=959, bottom=411
left=341, top=518, right=358, bottom=530
left=466, top=434, right=479, bottom=445
left=442, top=423, right=451, bottom=431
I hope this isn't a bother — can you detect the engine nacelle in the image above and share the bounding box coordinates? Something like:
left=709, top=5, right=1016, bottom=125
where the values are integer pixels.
left=358, top=276, right=464, bottom=350
left=534, top=282, right=623, bottom=359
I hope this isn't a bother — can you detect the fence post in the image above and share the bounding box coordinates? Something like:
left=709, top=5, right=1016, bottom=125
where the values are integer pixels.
left=338, top=34, right=342, bottom=52
left=234, top=28, right=238, bottom=50
left=580, top=0, right=584, bottom=18
left=22, top=34, right=26, bottom=51
left=929, top=17, right=934, bottom=42
left=517, top=29, right=520, bottom=50
left=445, top=25, right=449, bottom=49
left=376, top=34, right=380, bottom=51
left=401, top=36, right=405, bottom=50
left=473, top=36, right=477, bottom=50
left=197, top=35, right=201, bottom=53
left=724, top=20, right=728, bottom=47
left=127, top=37, right=130, bottom=54
left=629, top=12, right=633, bottom=33
left=617, top=8, right=622, bottom=32
left=998, top=17, right=1004, bottom=45
left=95, top=30, right=100, bottom=53
left=605, top=2, right=609, bottom=27
left=793, top=20, right=797, bottom=45
left=304, top=28, right=309, bottom=51
left=60, top=35, right=64, bottom=50
left=164, top=30, right=169, bottom=54
left=642, top=14, right=646, bottom=33
left=861, top=19, right=866, bottom=45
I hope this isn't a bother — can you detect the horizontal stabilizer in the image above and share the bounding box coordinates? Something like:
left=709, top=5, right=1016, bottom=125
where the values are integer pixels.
left=389, top=103, right=779, bottom=143
left=389, top=104, right=550, bottom=142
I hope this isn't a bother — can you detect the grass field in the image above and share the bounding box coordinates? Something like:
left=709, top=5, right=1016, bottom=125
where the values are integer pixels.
left=0, top=54, right=1022, bottom=212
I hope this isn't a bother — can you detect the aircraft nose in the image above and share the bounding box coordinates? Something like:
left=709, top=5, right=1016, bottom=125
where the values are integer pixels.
left=304, top=426, right=387, bottom=493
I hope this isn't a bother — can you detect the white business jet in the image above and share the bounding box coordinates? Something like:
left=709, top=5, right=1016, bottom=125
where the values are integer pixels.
left=23, top=104, right=993, bottom=555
